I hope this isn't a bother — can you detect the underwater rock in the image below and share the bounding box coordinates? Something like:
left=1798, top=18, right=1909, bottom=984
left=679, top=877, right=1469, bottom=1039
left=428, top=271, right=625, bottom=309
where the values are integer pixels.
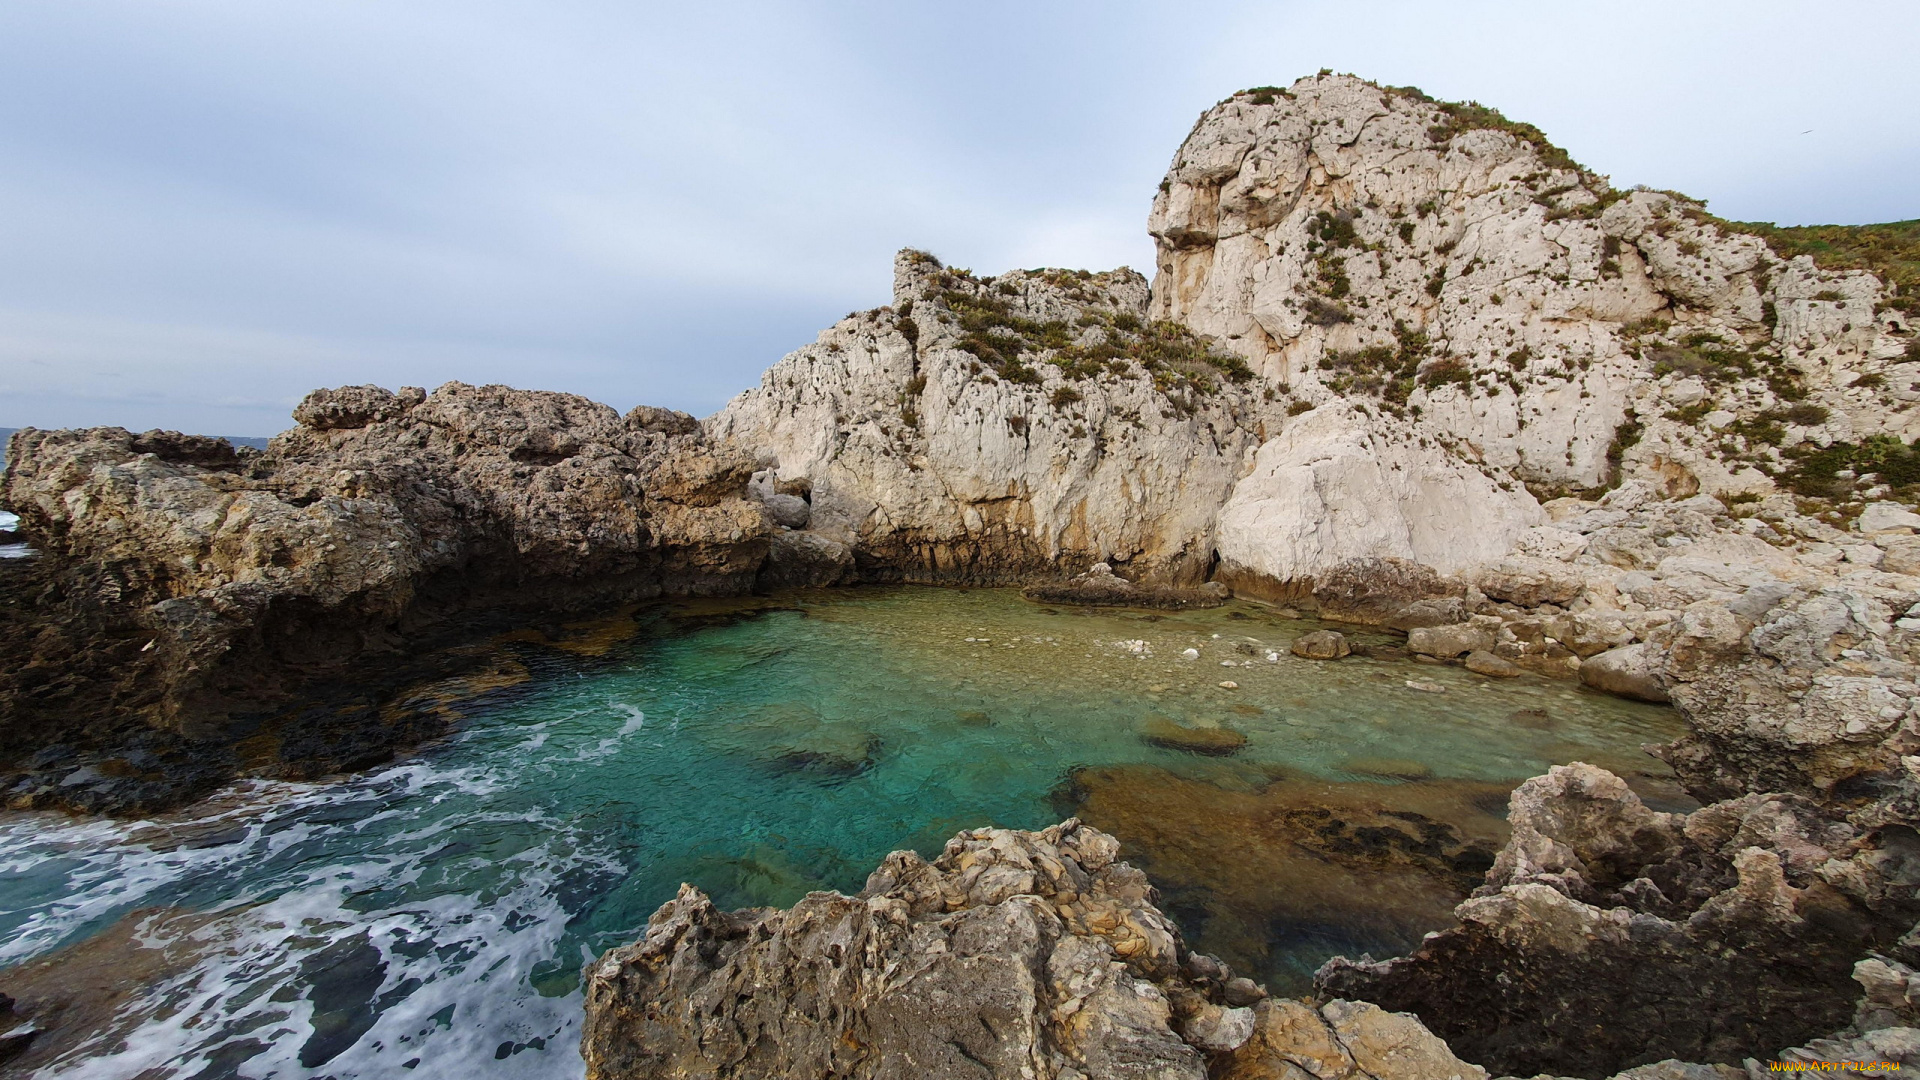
left=581, top=819, right=1489, bottom=1080
left=1062, top=765, right=1507, bottom=992
left=1140, top=715, right=1247, bottom=756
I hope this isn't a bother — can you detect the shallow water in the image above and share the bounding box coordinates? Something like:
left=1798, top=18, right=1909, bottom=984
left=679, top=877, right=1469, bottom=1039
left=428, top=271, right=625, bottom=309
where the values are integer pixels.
left=0, top=587, right=1686, bottom=1077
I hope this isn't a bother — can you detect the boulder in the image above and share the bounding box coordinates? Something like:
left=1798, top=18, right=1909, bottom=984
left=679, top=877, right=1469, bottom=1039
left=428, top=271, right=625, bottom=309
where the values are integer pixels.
left=757, top=529, right=853, bottom=590
left=1579, top=643, right=1671, bottom=703
left=760, top=491, right=811, bottom=529
left=1409, top=623, right=1495, bottom=660
left=1313, top=558, right=1470, bottom=630
left=1859, top=501, right=1920, bottom=534
left=1291, top=629, right=1351, bottom=660
left=1464, top=651, right=1521, bottom=678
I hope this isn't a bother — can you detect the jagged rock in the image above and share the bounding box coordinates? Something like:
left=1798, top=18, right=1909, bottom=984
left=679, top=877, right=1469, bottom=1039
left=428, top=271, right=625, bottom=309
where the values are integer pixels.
left=583, top=820, right=1490, bottom=1080
left=710, top=252, right=1261, bottom=588
left=1317, top=764, right=1920, bottom=1077
left=1579, top=643, right=1672, bottom=703
left=1291, top=629, right=1351, bottom=659
left=1, top=383, right=772, bottom=809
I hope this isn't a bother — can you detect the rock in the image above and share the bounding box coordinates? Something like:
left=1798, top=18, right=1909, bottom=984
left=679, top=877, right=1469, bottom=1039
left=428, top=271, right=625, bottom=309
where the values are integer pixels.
left=1859, top=502, right=1920, bottom=534
left=709, top=251, right=1255, bottom=588
left=1342, top=757, right=1434, bottom=781
left=757, top=529, right=853, bottom=590
left=1223, top=977, right=1267, bottom=1007
left=1881, top=537, right=1920, bottom=576
left=1405, top=679, right=1447, bottom=693
left=1291, top=629, right=1351, bottom=659
left=583, top=821, right=1448, bottom=1080
left=1409, top=623, right=1495, bottom=659
left=1473, top=559, right=1585, bottom=609
left=1181, top=1003, right=1257, bottom=1052
left=1, top=384, right=773, bottom=809
left=1464, top=651, right=1521, bottom=678
left=1316, top=763, right=1918, bottom=1077
left=1313, top=558, right=1470, bottom=630
left=1142, top=715, right=1247, bottom=755
left=760, top=491, right=811, bottom=529
left=1321, top=999, right=1488, bottom=1080
left=1579, top=643, right=1671, bottom=703
left=1022, top=566, right=1230, bottom=609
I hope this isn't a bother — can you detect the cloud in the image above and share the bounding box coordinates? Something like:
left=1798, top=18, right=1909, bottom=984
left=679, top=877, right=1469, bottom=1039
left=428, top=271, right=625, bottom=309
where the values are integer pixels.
left=0, top=0, right=1912, bottom=434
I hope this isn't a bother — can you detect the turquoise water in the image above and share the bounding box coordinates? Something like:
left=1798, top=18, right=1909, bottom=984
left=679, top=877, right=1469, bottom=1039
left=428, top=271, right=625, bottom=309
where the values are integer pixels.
left=0, top=587, right=1685, bottom=1078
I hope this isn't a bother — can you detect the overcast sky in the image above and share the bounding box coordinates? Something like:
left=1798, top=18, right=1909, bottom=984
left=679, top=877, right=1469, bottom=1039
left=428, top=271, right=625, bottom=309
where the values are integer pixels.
left=1, top=1, right=1914, bottom=436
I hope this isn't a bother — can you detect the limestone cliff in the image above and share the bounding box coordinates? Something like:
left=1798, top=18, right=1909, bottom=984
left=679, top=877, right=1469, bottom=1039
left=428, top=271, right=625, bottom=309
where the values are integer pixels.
left=710, top=254, right=1267, bottom=586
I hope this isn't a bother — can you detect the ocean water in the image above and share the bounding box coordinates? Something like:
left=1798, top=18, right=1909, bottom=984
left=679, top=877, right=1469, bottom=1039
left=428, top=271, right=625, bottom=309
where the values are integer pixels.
left=0, top=510, right=28, bottom=559
left=0, top=587, right=1686, bottom=1078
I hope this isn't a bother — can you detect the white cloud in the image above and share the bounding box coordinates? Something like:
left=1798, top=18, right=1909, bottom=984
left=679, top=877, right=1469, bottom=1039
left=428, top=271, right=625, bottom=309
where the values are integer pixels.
left=0, top=0, right=1912, bottom=433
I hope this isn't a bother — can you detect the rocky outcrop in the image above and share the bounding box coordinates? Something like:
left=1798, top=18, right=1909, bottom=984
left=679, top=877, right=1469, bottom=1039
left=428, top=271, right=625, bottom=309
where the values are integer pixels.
left=708, top=252, right=1271, bottom=587
left=581, top=820, right=1490, bottom=1080
left=1317, top=762, right=1920, bottom=1077
left=1149, top=74, right=1915, bottom=595
left=0, top=383, right=773, bottom=809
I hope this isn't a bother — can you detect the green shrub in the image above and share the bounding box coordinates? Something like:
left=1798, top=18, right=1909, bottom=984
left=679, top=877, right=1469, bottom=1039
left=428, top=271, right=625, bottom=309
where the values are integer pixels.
left=1785, top=403, right=1829, bottom=426
left=1050, top=386, right=1083, bottom=409
left=1287, top=400, right=1315, bottom=415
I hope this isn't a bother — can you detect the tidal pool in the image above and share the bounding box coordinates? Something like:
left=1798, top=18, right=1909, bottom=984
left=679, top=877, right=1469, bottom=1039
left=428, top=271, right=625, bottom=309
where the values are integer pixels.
left=0, top=587, right=1686, bottom=1078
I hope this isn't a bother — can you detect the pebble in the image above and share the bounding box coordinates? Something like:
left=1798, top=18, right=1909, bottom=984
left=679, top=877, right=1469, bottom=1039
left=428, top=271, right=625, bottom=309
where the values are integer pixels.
left=1405, top=679, right=1446, bottom=693
left=1181, top=648, right=1200, bottom=660
left=1218, top=681, right=1239, bottom=689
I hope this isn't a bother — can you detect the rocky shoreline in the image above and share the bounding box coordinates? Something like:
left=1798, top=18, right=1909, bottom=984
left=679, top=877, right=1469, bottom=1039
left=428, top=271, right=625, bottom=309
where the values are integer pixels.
left=2, top=71, right=1917, bottom=1074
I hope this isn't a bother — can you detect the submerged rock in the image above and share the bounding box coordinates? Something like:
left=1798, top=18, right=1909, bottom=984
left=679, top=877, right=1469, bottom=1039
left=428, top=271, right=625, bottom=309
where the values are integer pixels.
left=1140, top=715, right=1247, bottom=756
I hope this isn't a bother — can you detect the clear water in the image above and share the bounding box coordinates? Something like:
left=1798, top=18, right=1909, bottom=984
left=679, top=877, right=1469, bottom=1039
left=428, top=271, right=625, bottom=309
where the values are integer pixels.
left=0, top=587, right=1685, bottom=1078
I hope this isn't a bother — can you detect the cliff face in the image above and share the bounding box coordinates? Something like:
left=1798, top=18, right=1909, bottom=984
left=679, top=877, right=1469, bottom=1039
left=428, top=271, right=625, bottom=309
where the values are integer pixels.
left=711, top=76, right=1916, bottom=598
left=1149, top=74, right=1914, bottom=590
left=709, top=255, right=1265, bottom=586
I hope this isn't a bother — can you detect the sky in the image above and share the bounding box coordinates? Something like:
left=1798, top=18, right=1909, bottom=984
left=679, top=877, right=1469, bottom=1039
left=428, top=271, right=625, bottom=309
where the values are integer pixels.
left=1, top=1, right=1915, bottom=437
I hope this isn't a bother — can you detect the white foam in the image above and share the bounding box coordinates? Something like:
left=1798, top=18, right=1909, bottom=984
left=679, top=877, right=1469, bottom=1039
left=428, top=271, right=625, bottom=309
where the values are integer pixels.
left=3, top=742, right=629, bottom=1079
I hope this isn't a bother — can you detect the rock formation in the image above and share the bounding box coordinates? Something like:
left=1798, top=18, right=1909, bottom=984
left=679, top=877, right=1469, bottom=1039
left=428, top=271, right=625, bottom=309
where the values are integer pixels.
left=581, top=820, right=1491, bottom=1080
left=0, top=383, right=771, bottom=809
left=3, top=69, right=1918, bottom=1075
left=708, top=254, right=1267, bottom=586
